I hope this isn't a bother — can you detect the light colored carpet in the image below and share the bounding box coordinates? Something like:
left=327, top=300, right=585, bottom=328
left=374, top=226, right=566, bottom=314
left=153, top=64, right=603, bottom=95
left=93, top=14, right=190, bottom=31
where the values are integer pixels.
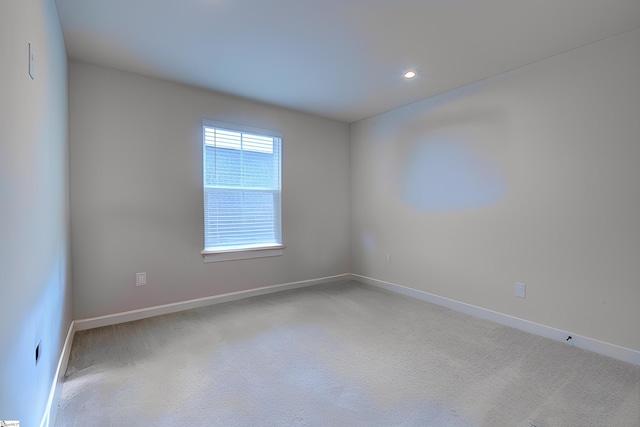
left=56, top=281, right=640, bottom=426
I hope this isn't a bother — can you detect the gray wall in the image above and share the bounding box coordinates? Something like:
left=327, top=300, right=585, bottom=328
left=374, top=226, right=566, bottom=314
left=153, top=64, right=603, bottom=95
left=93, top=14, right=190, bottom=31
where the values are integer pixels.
left=0, top=0, right=72, bottom=424
left=351, top=28, right=640, bottom=352
left=69, top=62, right=351, bottom=320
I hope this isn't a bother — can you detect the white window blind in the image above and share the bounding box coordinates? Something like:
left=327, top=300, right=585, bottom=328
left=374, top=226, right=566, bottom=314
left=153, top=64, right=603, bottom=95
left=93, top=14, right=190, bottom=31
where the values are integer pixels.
left=202, top=121, right=282, bottom=253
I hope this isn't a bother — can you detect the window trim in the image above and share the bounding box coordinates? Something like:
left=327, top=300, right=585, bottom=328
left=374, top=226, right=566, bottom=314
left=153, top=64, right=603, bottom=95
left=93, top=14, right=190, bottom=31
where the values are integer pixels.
left=201, top=244, right=285, bottom=263
left=201, top=120, right=283, bottom=263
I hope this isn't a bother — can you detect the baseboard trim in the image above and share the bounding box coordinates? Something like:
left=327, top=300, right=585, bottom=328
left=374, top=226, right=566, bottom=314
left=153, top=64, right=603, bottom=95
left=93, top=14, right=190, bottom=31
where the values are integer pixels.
left=352, top=274, right=640, bottom=366
left=75, top=274, right=351, bottom=331
left=40, top=320, right=76, bottom=427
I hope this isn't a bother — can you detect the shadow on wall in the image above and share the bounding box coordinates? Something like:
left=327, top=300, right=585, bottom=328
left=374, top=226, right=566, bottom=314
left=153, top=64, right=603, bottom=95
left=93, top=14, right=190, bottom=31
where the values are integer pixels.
left=397, top=109, right=509, bottom=212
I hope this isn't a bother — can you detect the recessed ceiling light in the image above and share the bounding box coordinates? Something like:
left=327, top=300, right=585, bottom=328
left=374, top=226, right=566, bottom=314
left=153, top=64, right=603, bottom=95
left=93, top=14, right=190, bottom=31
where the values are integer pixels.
left=403, top=70, right=417, bottom=79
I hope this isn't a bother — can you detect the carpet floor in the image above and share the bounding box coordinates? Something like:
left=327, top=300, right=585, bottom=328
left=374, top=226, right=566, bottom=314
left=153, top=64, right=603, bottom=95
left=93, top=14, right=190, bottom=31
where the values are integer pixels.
left=55, top=280, right=640, bottom=426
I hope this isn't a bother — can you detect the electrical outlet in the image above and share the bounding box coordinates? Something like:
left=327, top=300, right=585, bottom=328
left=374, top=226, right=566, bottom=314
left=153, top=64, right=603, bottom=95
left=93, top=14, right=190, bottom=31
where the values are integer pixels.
left=136, top=272, right=147, bottom=286
left=515, top=282, right=526, bottom=298
left=386, top=254, right=391, bottom=264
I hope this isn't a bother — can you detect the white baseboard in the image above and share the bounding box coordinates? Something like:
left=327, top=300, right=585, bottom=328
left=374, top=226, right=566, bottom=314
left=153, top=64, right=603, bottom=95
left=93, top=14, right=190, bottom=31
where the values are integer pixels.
left=40, top=320, right=76, bottom=427
left=352, top=274, right=640, bottom=366
left=75, top=274, right=351, bottom=331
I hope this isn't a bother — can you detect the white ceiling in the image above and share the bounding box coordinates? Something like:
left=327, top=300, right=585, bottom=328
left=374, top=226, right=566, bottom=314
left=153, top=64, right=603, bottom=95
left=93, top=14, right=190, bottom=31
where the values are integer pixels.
left=55, top=0, right=640, bottom=123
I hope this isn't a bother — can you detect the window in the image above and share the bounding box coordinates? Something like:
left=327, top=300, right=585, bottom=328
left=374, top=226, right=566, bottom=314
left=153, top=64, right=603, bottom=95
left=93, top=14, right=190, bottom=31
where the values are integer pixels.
left=202, top=120, right=283, bottom=262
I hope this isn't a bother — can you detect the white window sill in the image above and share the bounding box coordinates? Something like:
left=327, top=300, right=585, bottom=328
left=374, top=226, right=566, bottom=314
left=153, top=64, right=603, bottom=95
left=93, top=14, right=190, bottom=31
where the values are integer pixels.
left=202, top=244, right=285, bottom=263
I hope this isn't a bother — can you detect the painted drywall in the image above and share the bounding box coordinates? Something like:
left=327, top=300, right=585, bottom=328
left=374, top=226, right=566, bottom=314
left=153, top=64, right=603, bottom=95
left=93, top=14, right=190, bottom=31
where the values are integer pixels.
left=0, top=0, right=72, bottom=424
left=350, top=28, right=640, bottom=352
left=68, top=62, right=351, bottom=320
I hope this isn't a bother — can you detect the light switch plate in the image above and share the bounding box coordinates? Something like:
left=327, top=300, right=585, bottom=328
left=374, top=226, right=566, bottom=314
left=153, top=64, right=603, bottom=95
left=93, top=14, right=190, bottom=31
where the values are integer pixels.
left=29, top=42, right=35, bottom=79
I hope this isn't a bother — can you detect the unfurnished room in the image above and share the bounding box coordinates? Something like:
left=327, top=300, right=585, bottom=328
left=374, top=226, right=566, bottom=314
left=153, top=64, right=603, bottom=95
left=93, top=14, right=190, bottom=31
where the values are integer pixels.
left=1, top=0, right=639, bottom=426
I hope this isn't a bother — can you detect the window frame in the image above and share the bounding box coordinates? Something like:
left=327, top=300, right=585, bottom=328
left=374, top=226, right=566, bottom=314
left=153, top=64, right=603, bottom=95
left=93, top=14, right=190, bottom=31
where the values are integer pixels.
left=201, top=120, right=284, bottom=263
